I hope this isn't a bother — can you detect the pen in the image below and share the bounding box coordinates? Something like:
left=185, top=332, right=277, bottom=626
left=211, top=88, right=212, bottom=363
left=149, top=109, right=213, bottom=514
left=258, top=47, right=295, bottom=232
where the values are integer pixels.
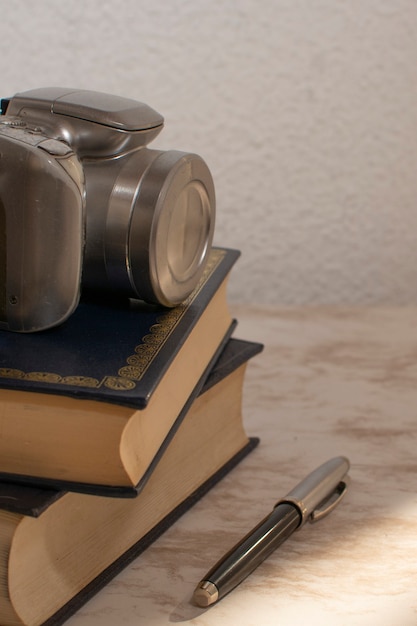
left=193, top=456, right=350, bottom=607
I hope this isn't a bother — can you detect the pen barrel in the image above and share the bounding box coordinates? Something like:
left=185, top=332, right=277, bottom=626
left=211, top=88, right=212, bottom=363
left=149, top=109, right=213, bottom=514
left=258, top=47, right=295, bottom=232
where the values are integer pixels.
left=205, top=503, right=301, bottom=600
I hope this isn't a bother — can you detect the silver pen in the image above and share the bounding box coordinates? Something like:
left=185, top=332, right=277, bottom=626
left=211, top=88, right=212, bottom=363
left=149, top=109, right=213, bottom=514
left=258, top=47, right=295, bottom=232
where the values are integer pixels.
left=193, top=456, right=350, bottom=607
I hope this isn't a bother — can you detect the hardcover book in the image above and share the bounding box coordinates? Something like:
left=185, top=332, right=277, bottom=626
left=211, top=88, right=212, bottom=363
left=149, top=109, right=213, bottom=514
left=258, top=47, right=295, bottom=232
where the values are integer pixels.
left=0, top=338, right=262, bottom=626
left=0, top=248, right=239, bottom=493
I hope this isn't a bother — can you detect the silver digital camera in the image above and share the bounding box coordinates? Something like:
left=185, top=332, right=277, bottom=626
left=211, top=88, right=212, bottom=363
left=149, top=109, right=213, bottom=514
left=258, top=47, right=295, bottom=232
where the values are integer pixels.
left=0, top=88, right=215, bottom=332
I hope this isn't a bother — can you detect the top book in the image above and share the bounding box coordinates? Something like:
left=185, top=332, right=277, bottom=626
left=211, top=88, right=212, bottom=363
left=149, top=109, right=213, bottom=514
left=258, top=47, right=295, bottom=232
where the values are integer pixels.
left=0, top=247, right=238, bottom=494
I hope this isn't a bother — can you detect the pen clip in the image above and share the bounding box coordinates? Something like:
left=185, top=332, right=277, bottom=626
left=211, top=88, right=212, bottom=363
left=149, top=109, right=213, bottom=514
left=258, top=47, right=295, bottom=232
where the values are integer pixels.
left=309, top=477, right=350, bottom=523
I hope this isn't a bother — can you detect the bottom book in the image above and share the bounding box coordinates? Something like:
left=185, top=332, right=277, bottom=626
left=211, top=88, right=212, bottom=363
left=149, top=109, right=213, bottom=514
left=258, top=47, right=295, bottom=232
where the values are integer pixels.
left=0, top=338, right=262, bottom=626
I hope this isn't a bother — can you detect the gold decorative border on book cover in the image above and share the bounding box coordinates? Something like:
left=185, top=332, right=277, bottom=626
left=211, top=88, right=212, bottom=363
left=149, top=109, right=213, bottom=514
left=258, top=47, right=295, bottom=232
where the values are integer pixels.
left=0, top=249, right=226, bottom=392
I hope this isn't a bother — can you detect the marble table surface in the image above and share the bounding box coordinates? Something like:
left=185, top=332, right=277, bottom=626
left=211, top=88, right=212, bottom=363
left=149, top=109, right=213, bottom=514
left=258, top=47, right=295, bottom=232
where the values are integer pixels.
left=66, top=306, right=417, bottom=626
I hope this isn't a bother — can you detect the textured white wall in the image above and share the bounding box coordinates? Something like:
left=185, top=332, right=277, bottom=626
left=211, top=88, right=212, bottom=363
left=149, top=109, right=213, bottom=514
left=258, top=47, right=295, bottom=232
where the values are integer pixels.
left=1, top=0, right=417, bottom=305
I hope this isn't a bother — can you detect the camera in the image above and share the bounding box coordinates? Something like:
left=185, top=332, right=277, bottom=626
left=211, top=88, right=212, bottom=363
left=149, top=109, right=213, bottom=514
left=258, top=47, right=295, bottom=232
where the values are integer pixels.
left=0, top=88, right=215, bottom=332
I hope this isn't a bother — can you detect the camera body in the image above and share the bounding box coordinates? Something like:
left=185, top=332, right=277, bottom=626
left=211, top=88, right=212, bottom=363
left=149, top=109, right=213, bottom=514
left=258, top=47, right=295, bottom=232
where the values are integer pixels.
left=0, top=88, right=215, bottom=332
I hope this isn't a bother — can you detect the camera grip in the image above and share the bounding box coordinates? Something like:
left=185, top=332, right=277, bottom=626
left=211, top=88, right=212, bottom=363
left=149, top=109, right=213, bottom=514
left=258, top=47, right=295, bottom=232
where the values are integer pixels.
left=0, top=132, right=84, bottom=332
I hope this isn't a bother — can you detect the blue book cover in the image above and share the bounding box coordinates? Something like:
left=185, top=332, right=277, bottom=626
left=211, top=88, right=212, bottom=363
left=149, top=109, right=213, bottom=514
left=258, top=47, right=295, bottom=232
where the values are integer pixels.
left=0, top=247, right=239, bottom=407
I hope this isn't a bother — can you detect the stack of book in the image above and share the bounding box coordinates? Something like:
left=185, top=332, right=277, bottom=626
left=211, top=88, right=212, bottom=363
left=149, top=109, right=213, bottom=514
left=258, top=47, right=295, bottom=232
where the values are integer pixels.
left=0, top=247, right=262, bottom=626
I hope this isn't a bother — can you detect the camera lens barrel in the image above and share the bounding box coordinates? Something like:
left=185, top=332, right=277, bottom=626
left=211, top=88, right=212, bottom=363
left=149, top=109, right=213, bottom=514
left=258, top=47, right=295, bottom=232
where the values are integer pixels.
left=83, top=149, right=215, bottom=307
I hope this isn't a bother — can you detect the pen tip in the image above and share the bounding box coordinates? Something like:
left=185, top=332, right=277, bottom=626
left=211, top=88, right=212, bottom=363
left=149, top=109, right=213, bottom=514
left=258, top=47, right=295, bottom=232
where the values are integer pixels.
left=193, top=581, right=219, bottom=607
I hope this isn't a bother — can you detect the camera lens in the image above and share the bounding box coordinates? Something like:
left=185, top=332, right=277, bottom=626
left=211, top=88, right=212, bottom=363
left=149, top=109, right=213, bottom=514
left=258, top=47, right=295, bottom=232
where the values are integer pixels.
left=101, top=150, right=215, bottom=307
